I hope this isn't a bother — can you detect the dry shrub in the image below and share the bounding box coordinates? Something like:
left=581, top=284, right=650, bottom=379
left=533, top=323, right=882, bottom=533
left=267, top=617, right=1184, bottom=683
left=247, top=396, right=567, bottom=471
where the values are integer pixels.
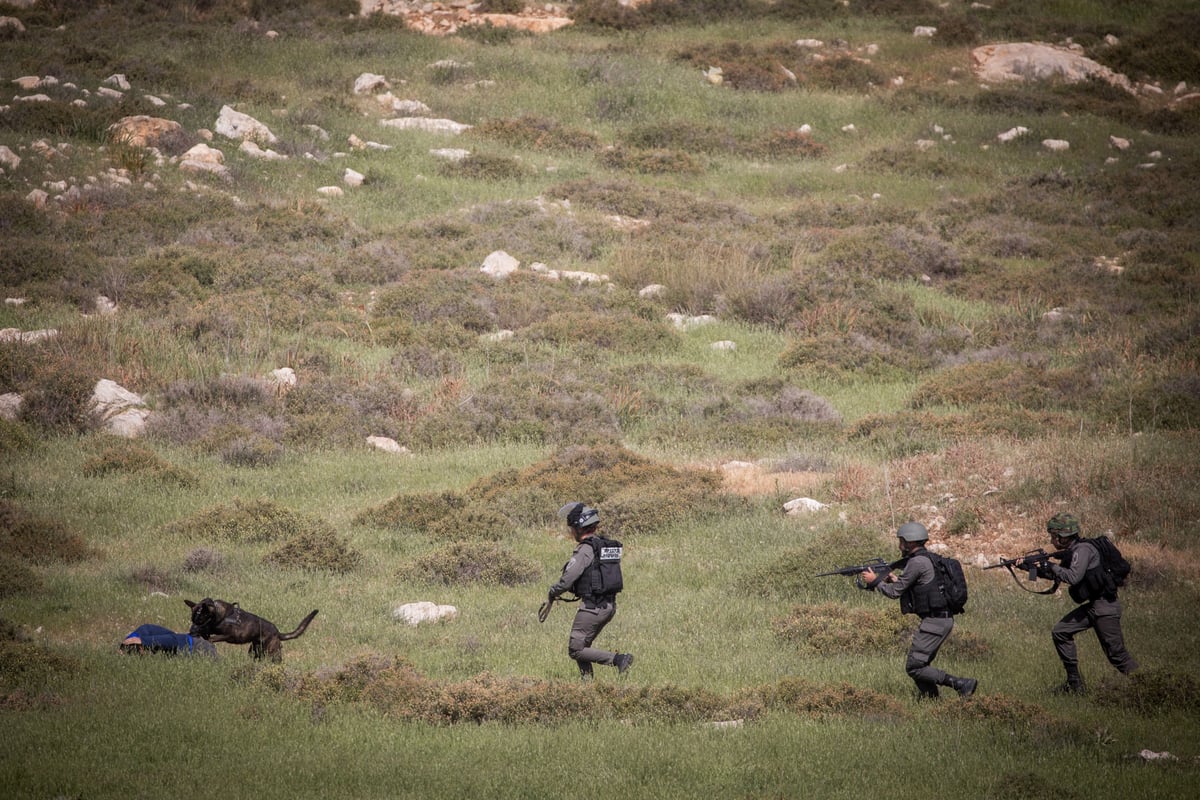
left=747, top=676, right=906, bottom=718
left=847, top=409, right=1079, bottom=458
left=743, top=128, right=828, bottom=160
left=0, top=419, right=35, bottom=456
left=80, top=443, right=198, bottom=487
left=257, top=653, right=911, bottom=725
left=473, top=116, right=599, bottom=151
left=354, top=491, right=468, bottom=532
left=167, top=498, right=331, bottom=544
left=0, top=500, right=96, bottom=566
left=744, top=524, right=888, bottom=600
left=773, top=602, right=912, bottom=655
left=0, top=554, right=41, bottom=597
left=524, top=310, right=675, bottom=353
left=183, top=547, right=223, bottom=573
left=598, top=146, right=703, bottom=175
left=126, top=564, right=174, bottom=593
left=265, top=529, right=361, bottom=573
left=0, top=618, right=79, bottom=705
left=1091, top=668, right=1200, bottom=715
left=426, top=506, right=514, bottom=541
left=437, top=153, right=530, bottom=181
left=909, top=360, right=1081, bottom=411
left=400, top=540, right=540, bottom=587
left=468, top=443, right=730, bottom=536
left=930, top=694, right=1089, bottom=748
left=17, top=355, right=98, bottom=435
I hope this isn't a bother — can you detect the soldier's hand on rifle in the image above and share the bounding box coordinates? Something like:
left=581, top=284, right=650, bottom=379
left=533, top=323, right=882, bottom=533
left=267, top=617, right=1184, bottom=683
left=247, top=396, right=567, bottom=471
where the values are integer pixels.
left=860, top=568, right=883, bottom=589
left=1036, top=563, right=1055, bottom=581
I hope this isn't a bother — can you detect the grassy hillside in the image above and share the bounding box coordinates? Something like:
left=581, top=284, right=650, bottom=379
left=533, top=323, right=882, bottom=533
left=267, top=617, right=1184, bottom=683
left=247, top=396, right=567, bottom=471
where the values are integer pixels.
left=2, top=1, right=1199, bottom=797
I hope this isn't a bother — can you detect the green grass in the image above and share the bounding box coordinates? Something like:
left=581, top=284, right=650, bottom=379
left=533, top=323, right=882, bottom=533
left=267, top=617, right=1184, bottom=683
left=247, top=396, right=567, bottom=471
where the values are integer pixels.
left=3, top=0, right=1200, bottom=796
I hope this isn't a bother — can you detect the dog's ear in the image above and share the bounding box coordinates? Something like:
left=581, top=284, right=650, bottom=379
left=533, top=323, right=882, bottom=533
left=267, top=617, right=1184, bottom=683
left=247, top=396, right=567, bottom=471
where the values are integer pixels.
left=184, top=599, right=196, bottom=608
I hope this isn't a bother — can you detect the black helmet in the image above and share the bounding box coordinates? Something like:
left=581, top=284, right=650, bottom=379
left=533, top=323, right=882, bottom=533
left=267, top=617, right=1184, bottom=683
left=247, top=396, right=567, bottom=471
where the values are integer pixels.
left=897, top=522, right=929, bottom=543
left=558, top=502, right=599, bottom=530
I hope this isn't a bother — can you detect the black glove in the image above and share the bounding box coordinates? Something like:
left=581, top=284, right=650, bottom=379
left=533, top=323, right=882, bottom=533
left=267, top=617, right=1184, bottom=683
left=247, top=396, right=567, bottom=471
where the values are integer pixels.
left=1036, top=564, right=1055, bottom=581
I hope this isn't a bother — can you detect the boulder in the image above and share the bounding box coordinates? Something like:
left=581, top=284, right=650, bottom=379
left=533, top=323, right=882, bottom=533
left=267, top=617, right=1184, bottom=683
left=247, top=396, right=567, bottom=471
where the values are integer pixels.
left=972, top=43, right=1134, bottom=93
left=108, top=115, right=183, bottom=148
left=215, top=105, right=278, bottom=144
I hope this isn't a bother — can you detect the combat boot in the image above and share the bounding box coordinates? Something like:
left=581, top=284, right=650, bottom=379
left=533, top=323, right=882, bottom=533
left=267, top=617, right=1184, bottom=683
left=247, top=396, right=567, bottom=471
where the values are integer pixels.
left=915, top=680, right=939, bottom=700
left=577, top=660, right=594, bottom=681
left=614, top=653, right=634, bottom=674
left=1053, top=667, right=1085, bottom=695
left=949, top=677, right=978, bottom=698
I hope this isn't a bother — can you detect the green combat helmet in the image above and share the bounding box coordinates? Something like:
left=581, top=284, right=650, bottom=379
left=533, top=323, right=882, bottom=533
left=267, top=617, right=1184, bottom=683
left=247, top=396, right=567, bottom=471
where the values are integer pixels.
left=1047, top=513, right=1081, bottom=538
left=897, top=522, right=929, bottom=542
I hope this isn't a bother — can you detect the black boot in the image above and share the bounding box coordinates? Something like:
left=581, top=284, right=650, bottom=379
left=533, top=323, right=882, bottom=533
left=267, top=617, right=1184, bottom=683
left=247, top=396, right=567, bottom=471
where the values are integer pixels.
left=948, top=676, right=978, bottom=698
left=577, top=660, right=594, bottom=681
left=915, top=680, right=940, bottom=700
left=1053, top=667, right=1085, bottom=694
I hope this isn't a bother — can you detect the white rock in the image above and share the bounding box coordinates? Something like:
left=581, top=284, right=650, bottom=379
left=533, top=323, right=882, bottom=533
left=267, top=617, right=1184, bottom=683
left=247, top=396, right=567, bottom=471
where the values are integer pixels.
left=366, top=435, right=411, bottom=454
left=1042, top=139, right=1070, bottom=151
left=0, top=393, right=22, bottom=420
left=103, top=74, right=131, bottom=91
left=393, top=601, right=458, bottom=626
left=997, top=126, right=1030, bottom=143
left=0, top=145, right=20, bottom=170
left=480, top=250, right=520, bottom=279
left=710, top=340, right=737, bottom=351
left=240, top=139, right=287, bottom=160
left=639, top=284, right=666, bottom=298
left=270, top=367, right=297, bottom=389
left=354, top=72, right=389, bottom=94
left=430, top=148, right=470, bottom=161
left=215, top=105, right=278, bottom=144
left=343, top=168, right=365, bottom=187
left=317, top=186, right=344, bottom=197
left=380, top=117, right=471, bottom=135
left=1108, top=135, right=1130, bottom=150
left=913, top=26, right=937, bottom=37
left=481, top=330, right=515, bottom=343
left=784, top=497, right=828, bottom=514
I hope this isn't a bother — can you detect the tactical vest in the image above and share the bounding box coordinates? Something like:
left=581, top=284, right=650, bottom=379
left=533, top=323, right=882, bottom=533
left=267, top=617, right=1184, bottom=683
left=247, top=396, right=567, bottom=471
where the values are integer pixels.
left=571, top=535, right=623, bottom=601
left=898, top=552, right=948, bottom=616
left=1066, top=541, right=1118, bottom=604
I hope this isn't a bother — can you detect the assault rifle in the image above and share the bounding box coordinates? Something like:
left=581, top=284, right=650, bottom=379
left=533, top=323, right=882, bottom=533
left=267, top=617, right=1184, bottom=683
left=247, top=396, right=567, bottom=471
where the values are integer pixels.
left=814, top=557, right=900, bottom=580
left=983, top=548, right=1068, bottom=594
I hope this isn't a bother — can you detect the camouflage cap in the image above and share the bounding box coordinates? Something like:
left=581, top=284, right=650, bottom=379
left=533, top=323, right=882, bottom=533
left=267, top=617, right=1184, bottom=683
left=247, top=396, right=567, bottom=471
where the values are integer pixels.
left=1046, top=512, right=1081, bottom=537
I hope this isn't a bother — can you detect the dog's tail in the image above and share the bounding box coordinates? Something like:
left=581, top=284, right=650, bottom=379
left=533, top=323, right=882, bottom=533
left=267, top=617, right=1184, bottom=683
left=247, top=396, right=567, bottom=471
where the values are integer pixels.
left=279, top=609, right=319, bottom=641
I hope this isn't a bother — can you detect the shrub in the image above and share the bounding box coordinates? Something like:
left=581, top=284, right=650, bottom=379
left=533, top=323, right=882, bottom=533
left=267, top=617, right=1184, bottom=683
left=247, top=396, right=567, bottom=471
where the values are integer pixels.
left=437, top=153, right=530, bottom=181
left=0, top=419, right=35, bottom=456
left=744, top=525, right=886, bottom=600
left=598, top=146, right=703, bottom=175
left=182, top=547, right=223, bottom=573
left=167, top=498, right=332, bottom=544
left=399, top=540, right=541, bottom=586
left=773, top=602, right=912, bottom=654
left=0, top=554, right=42, bottom=597
left=265, top=529, right=361, bottom=573
left=932, top=15, right=980, bottom=46
left=354, top=491, right=468, bottom=532
left=0, top=500, right=95, bottom=566
left=17, top=355, right=97, bottom=435
left=1091, top=668, right=1200, bottom=715
left=473, top=116, right=599, bottom=151
left=80, top=443, right=198, bottom=487
left=747, top=677, right=907, bottom=718
left=126, top=564, right=174, bottom=593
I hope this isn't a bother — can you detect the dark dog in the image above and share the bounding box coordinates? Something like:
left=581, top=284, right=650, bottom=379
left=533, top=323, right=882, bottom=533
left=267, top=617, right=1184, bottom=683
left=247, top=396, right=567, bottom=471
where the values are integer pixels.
left=185, top=597, right=318, bottom=662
